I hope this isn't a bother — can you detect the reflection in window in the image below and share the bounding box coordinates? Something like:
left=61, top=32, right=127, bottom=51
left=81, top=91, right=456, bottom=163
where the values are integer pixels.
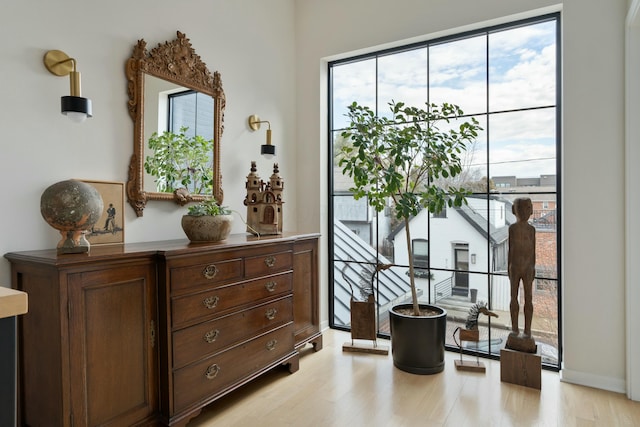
left=168, top=90, right=214, bottom=139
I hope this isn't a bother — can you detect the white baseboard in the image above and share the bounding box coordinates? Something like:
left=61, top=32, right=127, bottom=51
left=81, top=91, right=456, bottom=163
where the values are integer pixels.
left=561, top=369, right=626, bottom=395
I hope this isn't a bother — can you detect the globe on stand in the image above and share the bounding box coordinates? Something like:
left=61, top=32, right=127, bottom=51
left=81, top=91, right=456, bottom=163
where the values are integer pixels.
left=40, top=179, right=104, bottom=254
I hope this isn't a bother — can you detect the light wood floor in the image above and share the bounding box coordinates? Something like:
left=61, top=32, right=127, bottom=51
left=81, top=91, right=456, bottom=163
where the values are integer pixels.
left=188, top=329, right=640, bottom=427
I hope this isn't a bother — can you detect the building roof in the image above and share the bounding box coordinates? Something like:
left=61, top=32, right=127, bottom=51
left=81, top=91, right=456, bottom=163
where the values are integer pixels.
left=332, top=219, right=410, bottom=326
left=387, top=196, right=514, bottom=245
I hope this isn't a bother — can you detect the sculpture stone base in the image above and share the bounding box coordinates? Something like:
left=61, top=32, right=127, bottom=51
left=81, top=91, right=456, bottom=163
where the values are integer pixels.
left=505, top=333, right=537, bottom=353
left=500, top=347, right=541, bottom=389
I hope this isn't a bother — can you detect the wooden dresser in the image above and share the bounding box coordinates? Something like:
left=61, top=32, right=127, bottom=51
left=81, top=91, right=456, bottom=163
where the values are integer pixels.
left=5, top=233, right=321, bottom=427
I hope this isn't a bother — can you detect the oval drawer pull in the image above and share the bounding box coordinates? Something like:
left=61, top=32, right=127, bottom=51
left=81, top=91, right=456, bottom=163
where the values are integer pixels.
left=203, top=295, right=219, bottom=309
left=202, top=264, right=219, bottom=280
left=205, top=364, right=220, bottom=380
left=204, top=329, right=220, bottom=343
left=264, top=256, right=276, bottom=268
left=265, top=308, right=277, bottom=320
left=266, top=339, right=278, bottom=351
left=265, top=281, right=277, bottom=292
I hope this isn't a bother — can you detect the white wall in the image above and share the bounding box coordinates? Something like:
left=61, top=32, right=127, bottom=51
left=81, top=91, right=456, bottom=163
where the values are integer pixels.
left=0, top=0, right=298, bottom=274
left=294, top=0, right=629, bottom=394
left=626, top=0, right=640, bottom=401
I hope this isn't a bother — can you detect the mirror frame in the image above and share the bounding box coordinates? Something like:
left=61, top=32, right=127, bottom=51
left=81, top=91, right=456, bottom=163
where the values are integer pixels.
left=126, top=31, right=225, bottom=216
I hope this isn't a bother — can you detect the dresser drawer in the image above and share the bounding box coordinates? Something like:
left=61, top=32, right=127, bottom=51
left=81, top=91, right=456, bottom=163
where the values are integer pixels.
left=244, top=250, right=293, bottom=278
left=170, top=257, right=243, bottom=294
left=172, top=296, right=293, bottom=369
left=171, top=272, right=293, bottom=328
left=173, top=323, right=295, bottom=413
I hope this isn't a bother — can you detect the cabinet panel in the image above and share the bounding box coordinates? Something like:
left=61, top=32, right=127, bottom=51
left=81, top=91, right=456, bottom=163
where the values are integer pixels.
left=68, top=264, right=157, bottom=427
left=293, top=238, right=322, bottom=350
left=14, top=267, right=66, bottom=427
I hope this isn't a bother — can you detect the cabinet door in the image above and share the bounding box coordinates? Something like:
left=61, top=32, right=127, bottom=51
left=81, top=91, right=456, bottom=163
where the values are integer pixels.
left=293, top=238, right=322, bottom=350
left=68, top=263, right=158, bottom=426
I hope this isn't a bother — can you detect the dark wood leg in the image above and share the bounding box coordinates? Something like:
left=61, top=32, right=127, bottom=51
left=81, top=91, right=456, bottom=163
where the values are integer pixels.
left=287, top=354, right=300, bottom=373
left=311, top=334, right=323, bottom=352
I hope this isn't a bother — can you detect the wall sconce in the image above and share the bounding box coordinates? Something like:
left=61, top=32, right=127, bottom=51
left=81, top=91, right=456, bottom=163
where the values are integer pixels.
left=471, top=254, right=477, bottom=264
left=43, top=49, right=92, bottom=122
left=248, top=115, right=275, bottom=158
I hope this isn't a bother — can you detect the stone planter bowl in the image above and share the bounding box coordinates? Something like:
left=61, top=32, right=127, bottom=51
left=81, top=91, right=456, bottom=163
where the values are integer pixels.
left=181, top=214, right=233, bottom=242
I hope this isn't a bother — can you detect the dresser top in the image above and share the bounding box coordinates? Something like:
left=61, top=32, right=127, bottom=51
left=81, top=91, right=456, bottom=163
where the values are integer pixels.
left=4, top=232, right=320, bottom=267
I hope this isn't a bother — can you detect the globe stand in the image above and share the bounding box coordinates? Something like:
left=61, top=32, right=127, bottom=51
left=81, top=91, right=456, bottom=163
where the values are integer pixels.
left=58, top=230, right=91, bottom=254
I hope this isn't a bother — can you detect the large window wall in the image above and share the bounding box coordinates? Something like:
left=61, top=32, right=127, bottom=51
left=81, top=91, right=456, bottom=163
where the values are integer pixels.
left=329, top=14, right=561, bottom=368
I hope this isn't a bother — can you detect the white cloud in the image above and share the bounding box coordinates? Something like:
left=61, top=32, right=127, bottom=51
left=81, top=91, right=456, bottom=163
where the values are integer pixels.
left=331, top=18, right=558, bottom=178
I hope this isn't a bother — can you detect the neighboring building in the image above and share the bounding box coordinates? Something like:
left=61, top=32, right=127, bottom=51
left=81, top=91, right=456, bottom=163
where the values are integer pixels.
left=493, top=174, right=556, bottom=189
left=333, top=176, right=558, bottom=313
left=333, top=166, right=392, bottom=254
left=388, top=196, right=513, bottom=308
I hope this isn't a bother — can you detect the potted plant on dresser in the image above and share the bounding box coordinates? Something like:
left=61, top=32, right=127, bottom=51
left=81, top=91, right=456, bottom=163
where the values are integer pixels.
left=181, top=198, right=233, bottom=242
left=339, top=100, right=482, bottom=374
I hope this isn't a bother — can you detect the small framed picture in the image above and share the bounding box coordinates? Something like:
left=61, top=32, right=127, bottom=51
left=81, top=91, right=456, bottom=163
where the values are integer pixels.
left=82, top=180, right=125, bottom=245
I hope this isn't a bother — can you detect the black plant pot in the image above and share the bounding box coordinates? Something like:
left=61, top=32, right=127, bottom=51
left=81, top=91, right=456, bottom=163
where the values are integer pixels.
left=389, top=304, right=447, bottom=375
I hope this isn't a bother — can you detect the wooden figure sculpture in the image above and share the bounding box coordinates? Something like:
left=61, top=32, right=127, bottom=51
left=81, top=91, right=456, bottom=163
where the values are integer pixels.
left=505, top=197, right=537, bottom=353
left=453, top=301, right=498, bottom=372
left=342, top=262, right=389, bottom=355
left=500, top=197, right=542, bottom=389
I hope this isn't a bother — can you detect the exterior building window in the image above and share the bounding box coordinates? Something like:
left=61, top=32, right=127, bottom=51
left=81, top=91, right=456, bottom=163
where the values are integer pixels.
left=432, top=206, right=447, bottom=218
left=412, top=239, right=429, bottom=267
left=329, top=13, right=560, bottom=370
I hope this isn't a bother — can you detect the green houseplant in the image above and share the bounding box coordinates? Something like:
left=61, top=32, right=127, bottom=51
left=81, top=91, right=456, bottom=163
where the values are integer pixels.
left=181, top=198, right=233, bottom=242
left=339, top=100, right=482, bottom=373
left=144, top=126, right=214, bottom=194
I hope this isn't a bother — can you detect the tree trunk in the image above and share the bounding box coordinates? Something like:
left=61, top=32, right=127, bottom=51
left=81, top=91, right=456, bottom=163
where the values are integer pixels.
left=404, top=217, right=420, bottom=316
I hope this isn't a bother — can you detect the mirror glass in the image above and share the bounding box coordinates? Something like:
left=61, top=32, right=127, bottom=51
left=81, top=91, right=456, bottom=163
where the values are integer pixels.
left=126, top=31, right=225, bottom=216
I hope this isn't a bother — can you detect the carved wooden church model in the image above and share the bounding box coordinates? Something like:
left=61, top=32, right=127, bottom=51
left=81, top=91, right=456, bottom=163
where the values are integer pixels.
left=244, top=161, right=284, bottom=235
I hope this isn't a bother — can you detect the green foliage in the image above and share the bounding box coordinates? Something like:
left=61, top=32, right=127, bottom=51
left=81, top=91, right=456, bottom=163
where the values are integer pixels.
left=339, top=100, right=482, bottom=315
left=186, top=198, right=231, bottom=216
left=144, top=126, right=214, bottom=194
left=339, top=100, right=481, bottom=219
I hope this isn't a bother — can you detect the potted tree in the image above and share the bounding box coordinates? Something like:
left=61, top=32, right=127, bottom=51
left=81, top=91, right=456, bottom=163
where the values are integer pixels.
left=181, top=198, right=233, bottom=242
left=339, top=100, right=482, bottom=374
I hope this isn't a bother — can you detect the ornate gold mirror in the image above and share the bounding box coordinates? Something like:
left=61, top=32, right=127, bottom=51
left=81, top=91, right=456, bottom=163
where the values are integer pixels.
left=126, top=31, right=224, bottom=216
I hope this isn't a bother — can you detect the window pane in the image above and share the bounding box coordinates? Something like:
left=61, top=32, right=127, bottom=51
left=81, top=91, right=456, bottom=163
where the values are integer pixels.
left=457, top=115, right=489, bottom=193
left=378, top=48, right=428, bottom=117
left=430, top=35, right=487, bottom=115
left=489, top=20, right=557, bottom=112
left=195, top=93, right=214, bottom=139
left=489, top=108, right=556, bottom=179
left=331, top=59, right=377, bottom=130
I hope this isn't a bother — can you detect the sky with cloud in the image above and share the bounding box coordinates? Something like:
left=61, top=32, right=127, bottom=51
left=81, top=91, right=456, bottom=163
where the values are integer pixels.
left=331, top=19, right=557, bottom=181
